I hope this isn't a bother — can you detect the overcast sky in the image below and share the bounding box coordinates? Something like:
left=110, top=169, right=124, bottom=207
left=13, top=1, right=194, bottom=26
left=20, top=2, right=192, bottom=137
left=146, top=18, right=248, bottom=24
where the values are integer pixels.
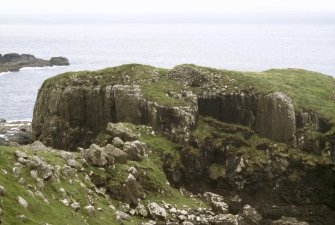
left=1, top=0, right=335, bottom=14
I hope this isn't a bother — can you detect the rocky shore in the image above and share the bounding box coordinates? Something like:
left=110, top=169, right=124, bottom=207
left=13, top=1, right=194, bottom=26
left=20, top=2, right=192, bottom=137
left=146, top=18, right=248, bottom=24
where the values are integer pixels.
left=0, top=119, right=31, bottom=146
left=0, top=53, right=69, bottom=73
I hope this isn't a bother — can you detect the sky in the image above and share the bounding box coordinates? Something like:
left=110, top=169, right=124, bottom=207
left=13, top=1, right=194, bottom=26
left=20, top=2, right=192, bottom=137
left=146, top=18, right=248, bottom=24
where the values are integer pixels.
left=1, top=0, right=335, bottom=14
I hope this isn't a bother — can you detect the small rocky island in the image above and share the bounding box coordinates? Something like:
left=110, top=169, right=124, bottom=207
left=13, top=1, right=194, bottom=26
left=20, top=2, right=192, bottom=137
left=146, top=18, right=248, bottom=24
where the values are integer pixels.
left=0, top=64, right=334, bottom=225
left=0, top=53, right=69, bottom=73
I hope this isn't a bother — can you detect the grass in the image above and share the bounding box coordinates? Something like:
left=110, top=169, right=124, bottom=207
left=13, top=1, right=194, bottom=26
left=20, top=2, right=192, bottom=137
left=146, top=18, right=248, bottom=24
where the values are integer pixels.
left=186, top=64, right=335, bottom=123
left=193, top=116, right=331, bottom=174
left=42, top=63, right=335, bottom=124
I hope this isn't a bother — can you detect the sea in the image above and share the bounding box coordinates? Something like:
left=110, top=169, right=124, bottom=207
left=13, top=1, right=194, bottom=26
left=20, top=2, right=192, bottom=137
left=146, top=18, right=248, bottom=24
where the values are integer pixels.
left=1, top=14, right=335, bottom=120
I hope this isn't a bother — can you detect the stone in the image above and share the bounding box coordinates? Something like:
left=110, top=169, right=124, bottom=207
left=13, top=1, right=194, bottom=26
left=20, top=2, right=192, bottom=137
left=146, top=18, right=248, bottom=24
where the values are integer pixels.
left=240, top=204, right=262, bottom=225
left=30, top=141, right=47, bottom=151
left=115, top=211, right=131, bottom=222
left=0, top=185, right=5, bottom=196
left=70, top=202, right=80, bottom=211
left=17, top=214, right=28, bottom=222
left=123, top=140, right=147, bottom=161
left=273, top=216, right=309, bottom=225
left=112, top=137, right=124, bottom=148
left=18, top=196, right=28, bottom=208
left=209, top=214, right=240, bottom=225
left=82, top=144, right=108, bottom=167
left=204, top=192, right=229, bottom=214
left=136, top=204, right=149, bottom=217
left=67, top=159, right=81, bottom=169
left=60, top=165, right=77, bottom=179
left=147, top=202, right=167, bottom=221
left=105, top=144, right=127, bottom=164
left=84, top=205, right=95, bottom=215
left=107, top=123, right=138, bottom=141
left=15, top=150, right=28, bottom=159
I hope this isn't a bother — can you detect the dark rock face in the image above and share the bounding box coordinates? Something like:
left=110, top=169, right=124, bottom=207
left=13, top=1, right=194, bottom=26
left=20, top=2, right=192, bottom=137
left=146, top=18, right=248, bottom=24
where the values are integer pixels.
left=32, top=84, right=196, bottom=150
left=49, top=57, right=69, bottom=66
left=198, top=92, right=296, bottom=145
left=0, top=53, right=69, bottom=73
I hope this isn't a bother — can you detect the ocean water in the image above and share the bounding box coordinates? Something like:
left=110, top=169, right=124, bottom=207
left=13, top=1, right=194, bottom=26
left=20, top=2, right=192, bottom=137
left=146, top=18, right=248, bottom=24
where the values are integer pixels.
left=0, top=21, right=335, bottom=120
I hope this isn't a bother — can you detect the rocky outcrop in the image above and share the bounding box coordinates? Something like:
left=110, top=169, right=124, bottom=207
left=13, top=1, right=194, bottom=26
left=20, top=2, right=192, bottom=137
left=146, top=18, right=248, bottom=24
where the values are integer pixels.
left=32, top=83, right=197, bottom=150
left=32, top=64, right=334, bottom=154
left=0, top=53, right=69, bottom=73
left=198, top=92, right=297, bottom=145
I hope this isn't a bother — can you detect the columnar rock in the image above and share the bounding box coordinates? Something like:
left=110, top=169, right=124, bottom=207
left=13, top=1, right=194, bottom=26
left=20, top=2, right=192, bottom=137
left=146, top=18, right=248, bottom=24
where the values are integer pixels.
left=33, top=82, right=197, bottom=150
left=198, top=92, right=296, bottom=145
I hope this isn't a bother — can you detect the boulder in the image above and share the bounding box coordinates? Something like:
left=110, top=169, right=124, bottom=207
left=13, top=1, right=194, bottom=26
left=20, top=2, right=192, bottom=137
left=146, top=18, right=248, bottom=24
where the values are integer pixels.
left=0, top=185, right=5, bottom=196
left=112, top=137, right=124, bottom=148
left=123, top=140, right=147, bottom=161
left=81, top=144, right=113, bottom=167
left=204, top=192, right=229, bottom=214
left=122, top=173, right=142, bottom=206
left=106, top=123, right=137, bottom=142
left=239, top=204, right=262, bottom=225
left=84, top=205, right=95, bottom=215
left=18, top=196, right=28, bottom=208
left=105, top=144, right=127, bottom=164
left=115, top=211, right=131, bottom=222
left=147, top=202, right=167, bottom=221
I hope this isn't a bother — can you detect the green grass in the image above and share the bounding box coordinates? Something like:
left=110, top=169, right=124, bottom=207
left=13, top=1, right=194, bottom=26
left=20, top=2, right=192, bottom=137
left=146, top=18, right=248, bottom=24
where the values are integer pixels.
left=186, top=64, right=335, bottom=122
left=42, top=63, right=335, bottom=124
left=43, top=64, right=167, bottom=87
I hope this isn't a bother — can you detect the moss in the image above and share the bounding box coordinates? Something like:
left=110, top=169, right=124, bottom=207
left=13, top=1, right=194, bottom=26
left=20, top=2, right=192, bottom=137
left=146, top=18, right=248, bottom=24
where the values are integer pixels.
left=43, top=64, right=167, bottom=88
left=141, top=77, right=193, bottom=106
left=209, top=163, right=226, bottom=179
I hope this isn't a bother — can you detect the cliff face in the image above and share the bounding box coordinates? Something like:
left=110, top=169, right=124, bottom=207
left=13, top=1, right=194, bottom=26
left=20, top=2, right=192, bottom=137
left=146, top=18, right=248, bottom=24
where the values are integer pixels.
left=198, top=92, right=296, bottom=145
left=30, top=64, right=335, bottom=224
left=33, top=83, right=197, bottom=150
left=32, top=64, right=332, bottom=154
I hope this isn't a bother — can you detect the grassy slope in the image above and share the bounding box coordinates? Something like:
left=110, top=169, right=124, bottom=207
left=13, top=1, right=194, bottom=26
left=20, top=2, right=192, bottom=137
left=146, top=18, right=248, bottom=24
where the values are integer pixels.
left=0, top=129, right=206, bottom=225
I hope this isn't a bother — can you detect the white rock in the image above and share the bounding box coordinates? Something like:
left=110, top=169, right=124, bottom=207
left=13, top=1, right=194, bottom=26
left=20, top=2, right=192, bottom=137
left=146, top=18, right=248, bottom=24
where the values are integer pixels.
left=18, top=196, right=28, bottom=208
left=0, top=185, right=5, bottom=196
left=147, top=202, right=167, bottom=221
left=71, top=202, right=80, bottom=211
left=84, top=205, right=95, bottom=215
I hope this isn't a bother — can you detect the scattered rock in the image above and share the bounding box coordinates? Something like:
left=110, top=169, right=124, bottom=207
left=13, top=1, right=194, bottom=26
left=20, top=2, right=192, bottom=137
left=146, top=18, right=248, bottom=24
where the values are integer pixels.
left=16, top=214, right=28, bottom=222
left=147, top=202, right=167, bottom=221
left=18, top=196, right=28, bottom=208
left=204, top=192, right=229, bottom=214
left=107, top=123, right=138, bottom=142
left=82, top=144, right=110, bottom=167
left=70, top=202, right=80, bottom=211
left=240, top=204, right=262, bottom=225
left=123, top=140, right=147, bottom=161
left=84, top=205, right=95, bottom=215
left=0, top=185, right=5, bottom=196
left=115, top=211, right=131, bottom=222
left=105, top=144, right=127, bottom=164
left=136, top=204, right=149, bottom=217
left=112, top=137, right=125, bottom=148
left=273, top=216, right=309, bottom=225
